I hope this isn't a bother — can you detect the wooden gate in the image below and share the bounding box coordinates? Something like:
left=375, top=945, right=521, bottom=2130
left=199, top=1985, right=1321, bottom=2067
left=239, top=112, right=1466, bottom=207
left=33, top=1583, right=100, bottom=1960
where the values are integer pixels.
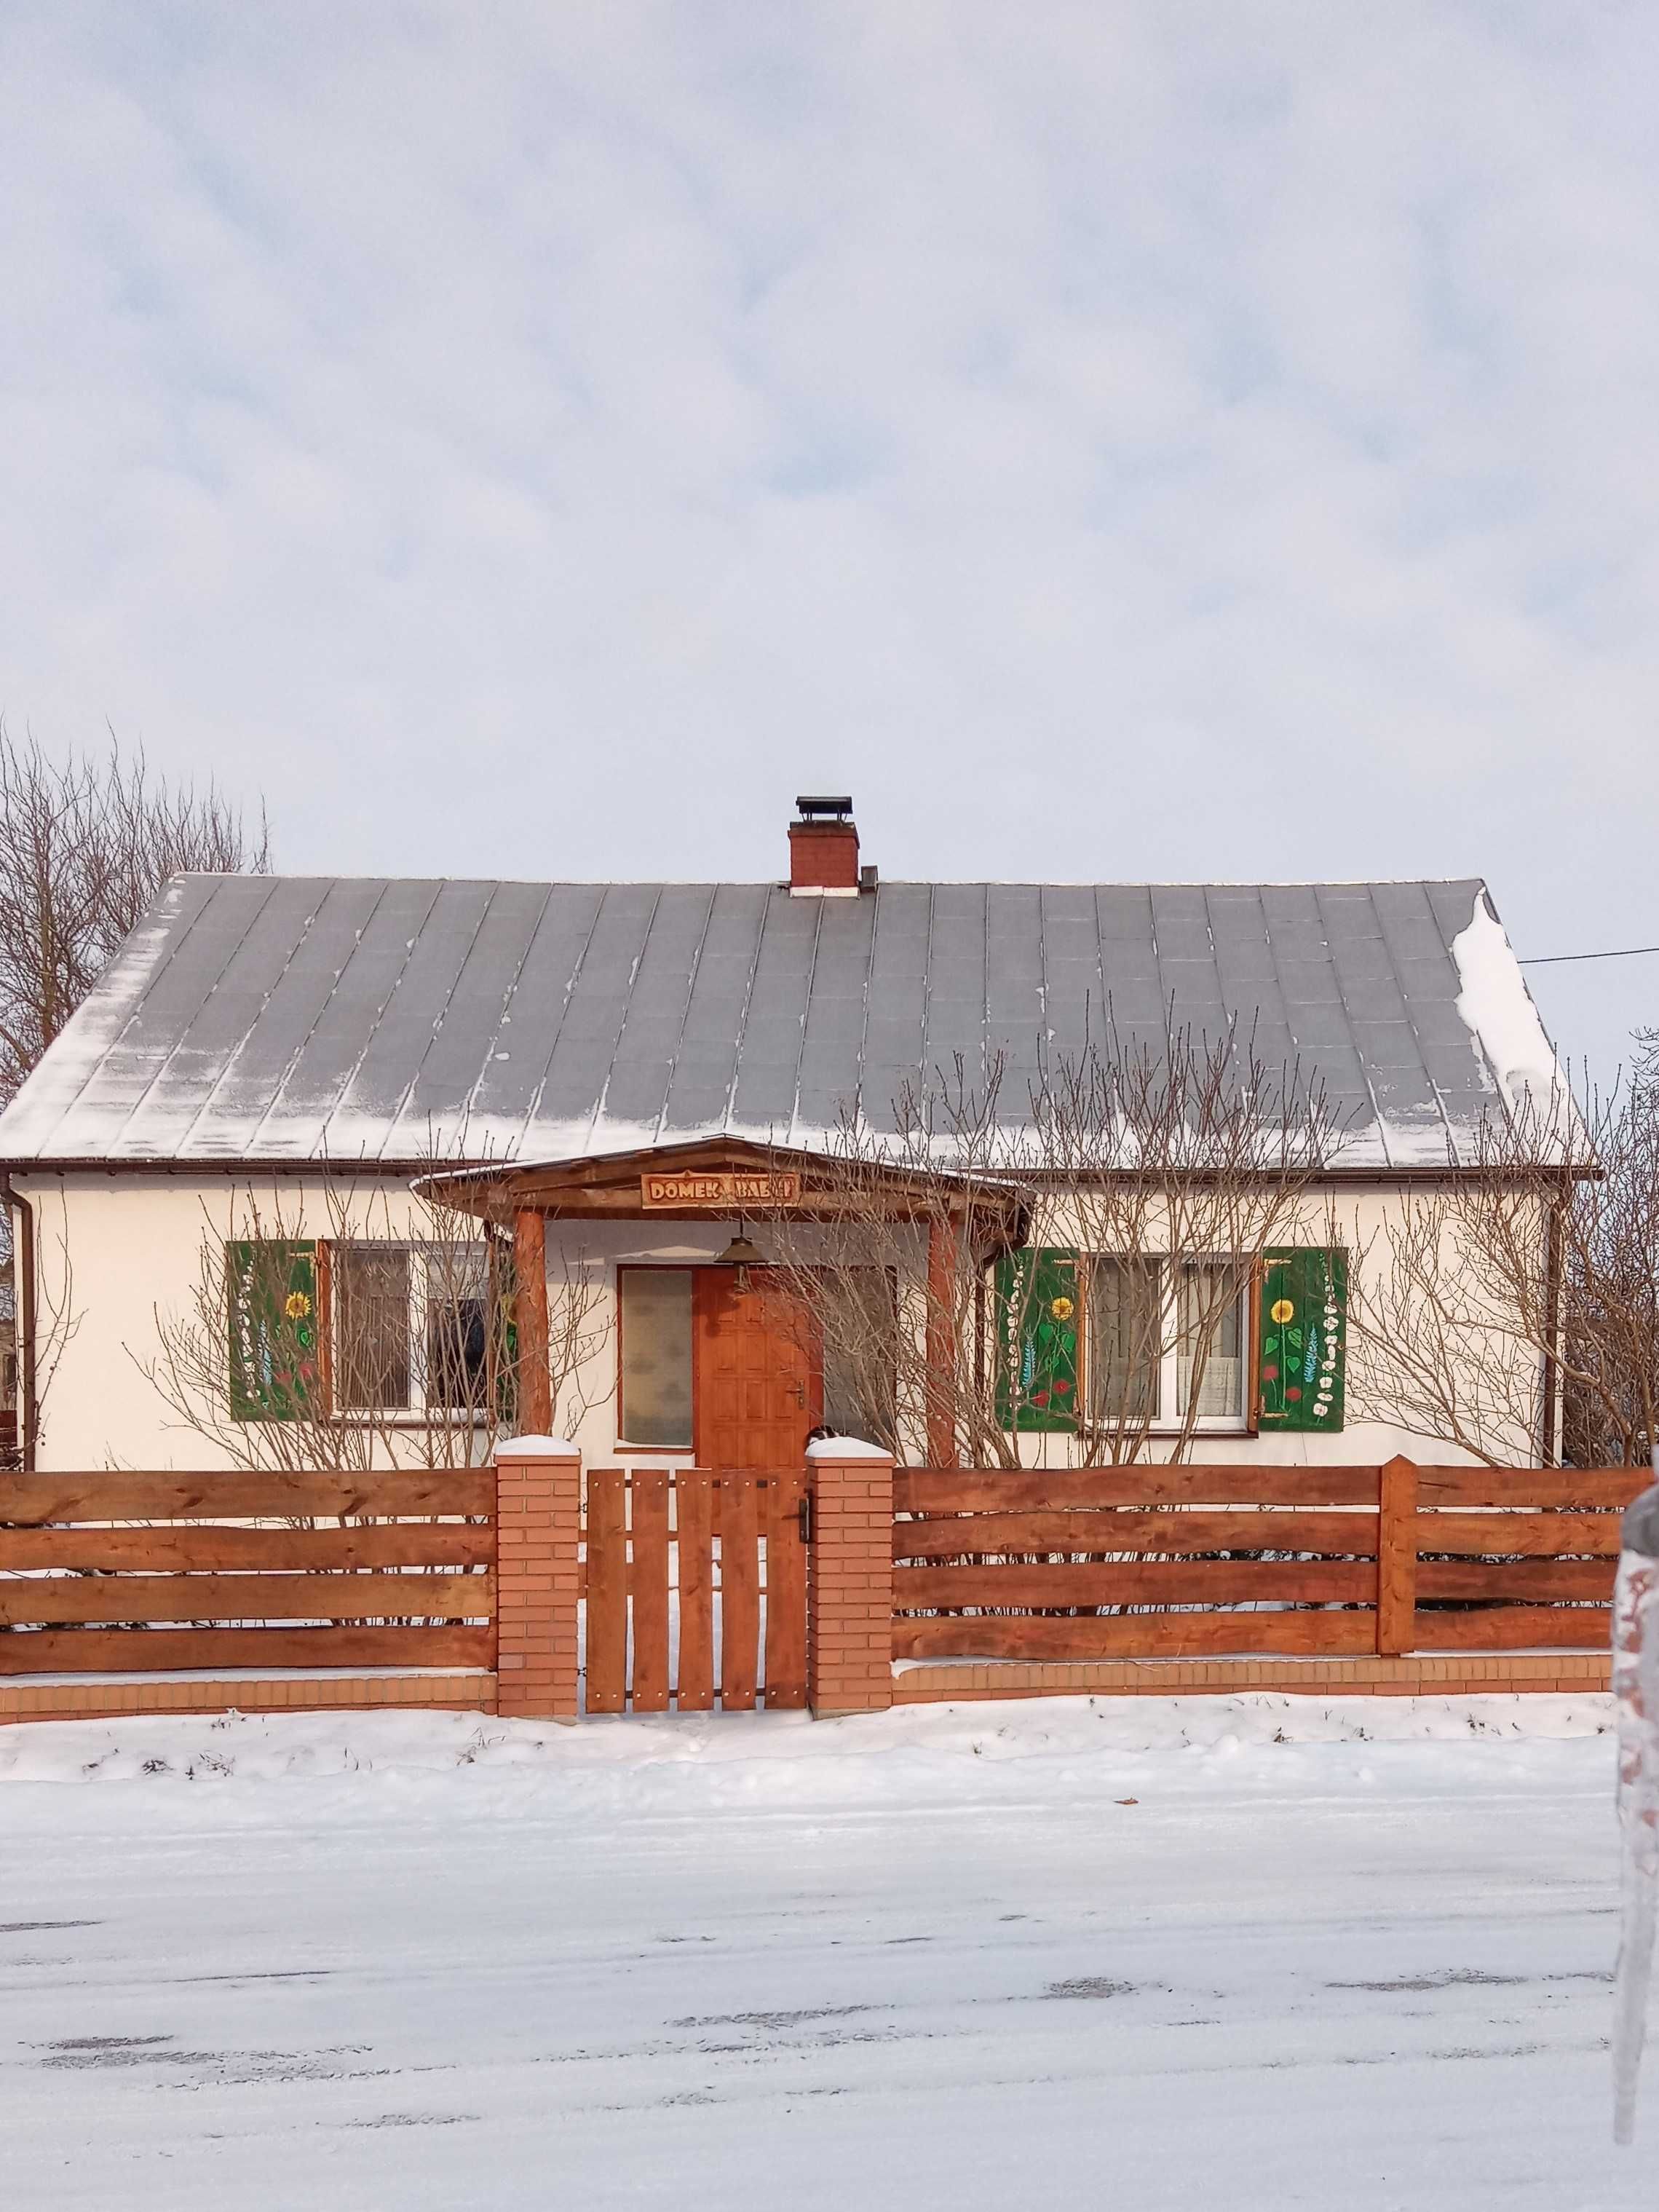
left=582, top=1467, right=809, bottom=1713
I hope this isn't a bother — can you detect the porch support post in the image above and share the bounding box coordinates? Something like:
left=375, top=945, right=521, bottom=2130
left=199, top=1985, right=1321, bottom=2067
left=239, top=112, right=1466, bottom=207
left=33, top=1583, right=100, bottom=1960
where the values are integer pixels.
left=925, top=1215, right=959, bottom=1469
left=495, top=1437, right=582, bottom=1721
left=806, top=1440, right=895, bottom=1718
left=513, top=1206, right=553, bottom=1435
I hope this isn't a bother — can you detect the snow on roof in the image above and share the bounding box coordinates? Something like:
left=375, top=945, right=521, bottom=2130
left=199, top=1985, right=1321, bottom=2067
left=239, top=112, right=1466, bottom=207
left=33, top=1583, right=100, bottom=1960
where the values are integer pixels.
left=0, top=872, right=1552, bottom=1172
left=1452, top=894, right=1561, bottom=1111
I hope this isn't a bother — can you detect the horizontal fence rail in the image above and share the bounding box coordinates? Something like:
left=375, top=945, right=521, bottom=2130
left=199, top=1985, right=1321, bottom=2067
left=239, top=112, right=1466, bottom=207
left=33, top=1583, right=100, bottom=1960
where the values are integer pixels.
left=890, top=1461, right=1651, bottom=1664
left=1409, top=1464, right=1644, bottom=1651
left=0, top=1467, right=496, bottom=1676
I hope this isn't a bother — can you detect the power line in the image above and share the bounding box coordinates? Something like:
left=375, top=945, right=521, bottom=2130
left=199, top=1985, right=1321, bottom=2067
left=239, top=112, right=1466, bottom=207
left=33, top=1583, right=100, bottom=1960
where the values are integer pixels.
left=1519, top=944, right=1659, bottom=967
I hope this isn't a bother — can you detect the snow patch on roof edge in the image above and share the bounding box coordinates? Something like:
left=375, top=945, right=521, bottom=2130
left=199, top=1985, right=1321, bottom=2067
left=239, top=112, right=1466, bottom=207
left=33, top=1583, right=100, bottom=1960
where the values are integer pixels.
left=1452, top=891, right=1563, bottom=1116
left=0, top=877, right=194, bottom=1156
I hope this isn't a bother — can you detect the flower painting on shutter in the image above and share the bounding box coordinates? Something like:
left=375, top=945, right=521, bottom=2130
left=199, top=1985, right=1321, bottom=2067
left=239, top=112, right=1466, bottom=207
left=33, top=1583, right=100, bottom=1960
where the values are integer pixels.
left=994, top=1249, right=1080, bottom=1434
left=1258, top=1248, right=1347, bottom=1431
left=228, top=1240, right=320, bottom=1421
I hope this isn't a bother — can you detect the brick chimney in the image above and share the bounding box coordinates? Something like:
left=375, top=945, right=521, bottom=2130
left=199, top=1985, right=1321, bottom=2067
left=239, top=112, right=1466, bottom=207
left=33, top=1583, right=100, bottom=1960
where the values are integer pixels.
left=788, top=796, right=863, bottom=896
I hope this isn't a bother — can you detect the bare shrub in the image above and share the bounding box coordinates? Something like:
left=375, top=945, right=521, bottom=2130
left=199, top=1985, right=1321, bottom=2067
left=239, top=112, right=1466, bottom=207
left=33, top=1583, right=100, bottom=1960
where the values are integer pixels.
left=762, top=1022, right=1344, bottom=1467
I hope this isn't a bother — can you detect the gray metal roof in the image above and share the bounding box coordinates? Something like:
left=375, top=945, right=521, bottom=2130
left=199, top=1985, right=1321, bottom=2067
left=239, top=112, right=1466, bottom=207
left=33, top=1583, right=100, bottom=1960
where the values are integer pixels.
left=0, top=873, right=1549, bottom=1172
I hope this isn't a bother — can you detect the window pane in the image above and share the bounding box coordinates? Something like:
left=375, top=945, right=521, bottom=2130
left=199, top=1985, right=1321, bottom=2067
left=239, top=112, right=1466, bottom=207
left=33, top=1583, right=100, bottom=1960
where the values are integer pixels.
left=1176, top=1263, right=1245, bottom=1418
left=619, top=1270, right=693, bottom=1447
left=337, top=1244, right=412, bottom=1410
left=423, top=1245, right=491, bottom=1413
left=1088, top=1257, right=1161, bottom=1421
left=822, top=1269, right=897, bottom=1446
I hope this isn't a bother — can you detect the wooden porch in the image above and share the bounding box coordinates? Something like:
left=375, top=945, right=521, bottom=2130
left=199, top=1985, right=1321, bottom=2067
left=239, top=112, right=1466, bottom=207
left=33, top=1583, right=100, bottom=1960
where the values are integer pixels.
left=421, top=1136, right=1022, bottom=1462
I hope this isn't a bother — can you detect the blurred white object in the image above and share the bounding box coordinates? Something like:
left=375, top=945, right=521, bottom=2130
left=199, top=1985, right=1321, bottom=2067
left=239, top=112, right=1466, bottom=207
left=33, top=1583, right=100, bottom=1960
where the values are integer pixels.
left=1612, top=1466, right=1659, bottom=2143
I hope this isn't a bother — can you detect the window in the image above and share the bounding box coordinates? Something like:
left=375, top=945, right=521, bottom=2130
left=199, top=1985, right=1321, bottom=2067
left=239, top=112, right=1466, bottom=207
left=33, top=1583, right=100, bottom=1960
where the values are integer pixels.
left=1088, top=1257, right=1161, bottom=1423
left=1085, top=1256, right=1248, bottom=1429
left=224, top=1238, right=497, bottom=1423
left=336, top=1244, right=413, bottom=1410
left=821, top=1268, right=898, bottom=1447
left=332, top=1241, right=499, bottom=1417
left=423, top=1245, right=491, bottom=1412
left=1176, top=1261, right=1246, bottom=1421
left=619, top=1268, right=694, bottom=1448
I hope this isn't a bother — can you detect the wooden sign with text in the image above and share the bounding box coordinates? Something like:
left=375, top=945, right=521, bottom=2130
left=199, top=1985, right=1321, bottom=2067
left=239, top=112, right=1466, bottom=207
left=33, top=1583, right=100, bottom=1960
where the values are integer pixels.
left=640, top=1170, right=803, bottom=1209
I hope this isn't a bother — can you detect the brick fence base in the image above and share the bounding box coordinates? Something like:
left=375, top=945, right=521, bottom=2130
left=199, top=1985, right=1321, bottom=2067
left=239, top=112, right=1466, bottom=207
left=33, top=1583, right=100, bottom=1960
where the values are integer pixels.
left=0, top=1672, right=498, bottom=1726
left=892, top=1651, right=1613, bottom=1703
left=0, top=1653, right=1612, bottom=1727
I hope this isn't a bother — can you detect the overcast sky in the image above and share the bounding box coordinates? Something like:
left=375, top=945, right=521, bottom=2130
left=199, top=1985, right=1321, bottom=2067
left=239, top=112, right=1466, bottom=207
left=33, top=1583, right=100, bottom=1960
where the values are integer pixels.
left=1, top=4, right=1656, bottom=1077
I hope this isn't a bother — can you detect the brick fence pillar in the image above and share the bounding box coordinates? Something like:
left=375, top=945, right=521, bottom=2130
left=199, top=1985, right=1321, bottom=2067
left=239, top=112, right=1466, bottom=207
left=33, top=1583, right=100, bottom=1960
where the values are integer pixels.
left=806, top=1440, right=895, bottom=1718
left=494, top=1437, right=582, bottom=1721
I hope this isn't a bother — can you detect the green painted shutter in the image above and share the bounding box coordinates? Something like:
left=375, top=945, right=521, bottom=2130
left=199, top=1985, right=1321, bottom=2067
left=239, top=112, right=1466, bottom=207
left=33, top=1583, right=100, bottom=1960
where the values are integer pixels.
left=1258, top=1247, right=1346, bottom=1432
left=994, top=1249, right=1080, bottom=1433
left=228, top=1241, right=319, bottom=1421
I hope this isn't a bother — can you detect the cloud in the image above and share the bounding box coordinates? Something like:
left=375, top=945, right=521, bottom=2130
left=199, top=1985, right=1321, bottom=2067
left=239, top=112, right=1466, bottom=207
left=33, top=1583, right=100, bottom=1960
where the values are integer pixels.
left=0, top=1, right=1655, bottom=1071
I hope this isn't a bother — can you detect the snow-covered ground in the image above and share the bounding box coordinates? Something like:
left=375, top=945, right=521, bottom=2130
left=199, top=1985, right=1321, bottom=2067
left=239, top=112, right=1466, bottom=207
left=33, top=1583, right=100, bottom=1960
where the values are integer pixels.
left=0, top=1691, right=1649, bottom=2209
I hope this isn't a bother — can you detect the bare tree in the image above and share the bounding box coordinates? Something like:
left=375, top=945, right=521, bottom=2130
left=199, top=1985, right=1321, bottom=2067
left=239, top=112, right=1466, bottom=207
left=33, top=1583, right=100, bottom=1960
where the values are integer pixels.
left=133, top=1174, right=613, bottom=1472
left=0, top=723, right=269, bottom=1107
left=762, top=1022, right=1344, bottom=1466
left=1561, top=1040, right=1659, bottom=1465
left=1346, top=1058, right=1654, bottom=1468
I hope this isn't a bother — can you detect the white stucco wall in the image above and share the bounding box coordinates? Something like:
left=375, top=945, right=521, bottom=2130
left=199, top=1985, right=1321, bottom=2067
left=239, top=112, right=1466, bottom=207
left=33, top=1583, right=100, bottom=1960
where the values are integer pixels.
left=12, top=1174, right=462, bottom=1472
left=8, top=1171, right=1542, bottom=1473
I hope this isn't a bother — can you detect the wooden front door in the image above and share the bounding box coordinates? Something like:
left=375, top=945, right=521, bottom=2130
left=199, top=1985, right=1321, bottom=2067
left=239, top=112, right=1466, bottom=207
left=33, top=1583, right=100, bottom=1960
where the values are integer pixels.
left=694, top=1267, right=823, bottom=1472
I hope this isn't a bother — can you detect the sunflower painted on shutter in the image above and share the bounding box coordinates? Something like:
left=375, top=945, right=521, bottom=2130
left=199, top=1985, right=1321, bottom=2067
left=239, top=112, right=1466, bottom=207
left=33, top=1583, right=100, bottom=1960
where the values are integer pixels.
left=994, top=1249, right=1080, bottom=1433
left=229, top=1240, right=320, bottom=1420
left=1258, top=1247, right=1346, bottom=1432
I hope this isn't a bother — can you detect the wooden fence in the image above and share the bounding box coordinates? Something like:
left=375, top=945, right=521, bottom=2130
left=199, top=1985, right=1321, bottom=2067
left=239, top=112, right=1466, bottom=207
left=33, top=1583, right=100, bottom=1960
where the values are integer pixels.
left=892, top=1459, right=1648, bottom=1664
left=0, top=1468, right=494, bottom=1675
left=582, top=1467, right=807, bottom=1713
left=0, top=1454, right=1645, bottom=1721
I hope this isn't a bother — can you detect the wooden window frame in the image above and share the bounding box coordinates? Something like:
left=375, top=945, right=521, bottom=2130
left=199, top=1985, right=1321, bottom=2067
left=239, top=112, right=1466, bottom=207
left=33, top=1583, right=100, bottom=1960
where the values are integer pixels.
left=1077, top=1253, right=1255, bottom=1437
left=325, top=1238, right=496, bottom=1429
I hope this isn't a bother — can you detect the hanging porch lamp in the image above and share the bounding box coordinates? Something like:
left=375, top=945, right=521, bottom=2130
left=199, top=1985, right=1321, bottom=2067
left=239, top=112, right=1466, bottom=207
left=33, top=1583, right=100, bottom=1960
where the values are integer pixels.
left=716, top=1217, right=763, bottom=1292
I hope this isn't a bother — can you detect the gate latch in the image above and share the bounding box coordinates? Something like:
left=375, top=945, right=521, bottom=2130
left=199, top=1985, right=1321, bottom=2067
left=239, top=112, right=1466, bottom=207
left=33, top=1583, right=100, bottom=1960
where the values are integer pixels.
left=798, top=1490, right=815, bottom=1545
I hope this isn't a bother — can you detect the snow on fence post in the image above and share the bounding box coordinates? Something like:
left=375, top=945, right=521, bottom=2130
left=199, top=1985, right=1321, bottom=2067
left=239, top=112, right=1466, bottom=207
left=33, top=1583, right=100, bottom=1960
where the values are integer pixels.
left=1377, top=1455, right=1419, bottom=1656
left=805, top=1438, right=895, bottom=1718
left=494, top=1436, right=582, bottom=1722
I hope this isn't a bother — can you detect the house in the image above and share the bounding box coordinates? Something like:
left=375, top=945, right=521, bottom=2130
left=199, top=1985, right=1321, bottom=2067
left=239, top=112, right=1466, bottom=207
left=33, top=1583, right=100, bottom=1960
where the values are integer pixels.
left=0, top=799, right=1570, bottom=1475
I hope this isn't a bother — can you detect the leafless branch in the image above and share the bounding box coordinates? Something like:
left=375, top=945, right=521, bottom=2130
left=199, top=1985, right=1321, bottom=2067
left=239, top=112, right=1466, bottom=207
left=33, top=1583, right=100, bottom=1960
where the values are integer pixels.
left=761, top=1019, right=1347, bottom=1466
left=0, top=721, right=269, bottom=1109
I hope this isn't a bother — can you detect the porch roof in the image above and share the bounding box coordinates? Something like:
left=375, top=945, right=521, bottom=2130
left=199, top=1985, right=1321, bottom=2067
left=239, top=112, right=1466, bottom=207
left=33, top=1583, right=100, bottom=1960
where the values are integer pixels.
left=417, top=1136, right=1024, bottom=1226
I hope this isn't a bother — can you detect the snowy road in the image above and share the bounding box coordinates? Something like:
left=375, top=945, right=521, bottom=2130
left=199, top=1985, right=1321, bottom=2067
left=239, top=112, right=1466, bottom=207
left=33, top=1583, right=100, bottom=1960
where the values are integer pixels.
left=0, top=1695, right=1650, bottom=2208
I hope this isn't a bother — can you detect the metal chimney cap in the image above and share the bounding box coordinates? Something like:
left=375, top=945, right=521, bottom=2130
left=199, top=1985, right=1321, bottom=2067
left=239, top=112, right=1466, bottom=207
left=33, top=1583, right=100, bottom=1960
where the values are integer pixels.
left=795, top=795, right=854, bottom=820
